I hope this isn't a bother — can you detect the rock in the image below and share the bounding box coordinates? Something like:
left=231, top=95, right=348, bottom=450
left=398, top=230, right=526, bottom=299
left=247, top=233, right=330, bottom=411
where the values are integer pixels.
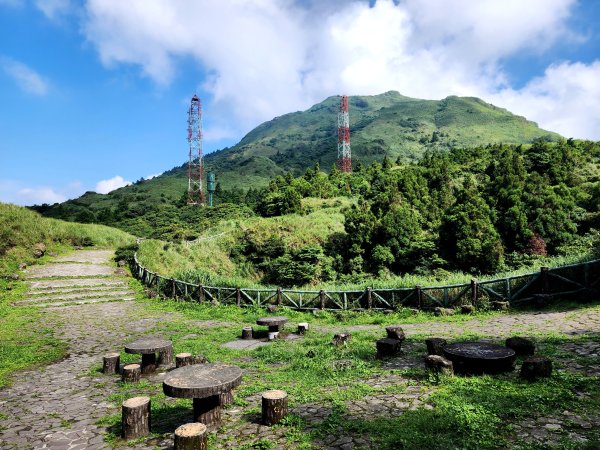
left=9, top=273, right=19, bottom=280
left=18, top=263, right=27, bottom=270
left=434, top=307, right=455, bottom=316
left=424, top=355, right=454, bottom=376
left=385, top=325, right=406, bottom=341
left=521, top=356, right=552, bottom=381
left=506, top=337, right=536, bottom=356
left=425, top=338, right=447, bottom=356
left=145, top=289, right=158, bottom=299
left=114, top=268, right=127, bottom=276
left=332, top=333, right=352, bottom=346
left=460, top=304, right=475, bottom=314
left=266, top=305, right=279, bottom=313
left=117, top=260, right=126, bottom=267
left=33, top=243, right=46, bottom=258
left=491, top=301, right=509, bottom=311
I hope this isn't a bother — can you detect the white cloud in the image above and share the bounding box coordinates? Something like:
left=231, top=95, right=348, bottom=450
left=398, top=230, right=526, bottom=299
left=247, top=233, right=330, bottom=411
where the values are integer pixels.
left=145, top=173, right=162, bottom=180
left=81, top=0, right=599, bottom=139
left=17, top=187, right=66, bottom=204
left=95, top=175, right=131, bottom=194
left=1, top=57, right=49, bottom=95
left=491, top=61, right=600, bottom=140
left=35, top=0, right=72, bottom=19
left=0, top=180, right=85, bottom=206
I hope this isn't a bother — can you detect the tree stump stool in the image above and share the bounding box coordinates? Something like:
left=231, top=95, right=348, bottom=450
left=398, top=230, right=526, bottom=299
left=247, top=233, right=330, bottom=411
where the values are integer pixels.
left=158, top=344, right=174, bottom=366
left=385, top=325, right=405, bottom=341
left=460, top=304, right=475, bottom=314
left=122, top=364, right=141, bottom=383
left=424, top=355, right=454, bottom=376
left=297, top=323, right=309, bottom=335
left=434, top=307, right=455, bottom=316
left=425, top=338, right=447, bottom=356
left=262, top=390, right=288, bottom=425
left=506, top=337, right=536, bottom=356
left=376, top=338, right=401, bottom=358
left=176, top=353, right=194, bottom=368
left=241, top=326, right=253, bottom=339
left=122, top=396, right=150, bottom=440
left=520, top=357, right=552, bottom=381
left=174, top=423, right=207, bottom=450
left=102, top=353, right=120, bottom=374
left=268, top=331, right=279, bottom=341
left=491, top=301, right=509, bottom=311
left=332, top=333, right=352, bottom=346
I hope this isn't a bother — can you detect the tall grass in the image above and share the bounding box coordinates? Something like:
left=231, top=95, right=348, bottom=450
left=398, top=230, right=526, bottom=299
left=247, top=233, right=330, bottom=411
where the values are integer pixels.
left=0, top=202, right=135, bottom=275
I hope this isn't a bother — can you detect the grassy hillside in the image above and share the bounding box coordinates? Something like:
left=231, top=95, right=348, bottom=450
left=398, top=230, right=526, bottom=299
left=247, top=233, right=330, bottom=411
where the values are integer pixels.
left=0, top=202, right=135, bottom=275
left=34, top=91, right=560, bottom=226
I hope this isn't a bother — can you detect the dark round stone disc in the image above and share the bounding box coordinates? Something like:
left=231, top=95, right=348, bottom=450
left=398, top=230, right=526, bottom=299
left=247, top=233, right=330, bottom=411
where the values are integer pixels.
left=256, top=316, right=288, bottom=326
left=443, top=341, right=516, bottom=375
left=124, top=338, right=172, bottom=354
left=163, top=363, right=243, bottom=399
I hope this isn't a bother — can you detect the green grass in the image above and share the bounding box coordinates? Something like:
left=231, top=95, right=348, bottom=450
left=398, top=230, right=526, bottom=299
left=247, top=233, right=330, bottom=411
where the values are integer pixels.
left=95, top=296, right=600, bottom=449
left=0, top=277, right=67, bottom=387
left=0, top=202, right=135, bottom=276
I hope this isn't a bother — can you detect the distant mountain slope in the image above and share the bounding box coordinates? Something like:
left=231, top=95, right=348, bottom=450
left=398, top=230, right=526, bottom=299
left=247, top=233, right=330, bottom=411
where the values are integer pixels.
left=35, top=91, right=560, bottom=216
left=204, top=91, right=560, bottom=188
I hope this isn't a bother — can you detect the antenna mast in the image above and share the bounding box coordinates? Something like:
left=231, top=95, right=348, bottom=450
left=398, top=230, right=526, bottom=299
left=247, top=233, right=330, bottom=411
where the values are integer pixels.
left=187, top=95, right=205, bottom=205
left=337, top=95, right=351, bottom=172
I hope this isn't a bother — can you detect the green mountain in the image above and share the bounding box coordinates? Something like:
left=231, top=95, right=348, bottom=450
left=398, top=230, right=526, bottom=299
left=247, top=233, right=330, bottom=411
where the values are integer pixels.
left=34, top=91, right=561, bottom=224
left=206, top=91, right=560, bottom=189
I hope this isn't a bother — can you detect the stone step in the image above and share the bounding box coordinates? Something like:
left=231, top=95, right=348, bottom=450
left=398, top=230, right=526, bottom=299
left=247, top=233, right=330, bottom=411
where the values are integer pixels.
left=37, top=297, right=135, bottom=308
left=15, top=291, right=135, bottom=306
left=27, top=286, right=129, bottom=297
left=26, top=278, right=127, bottom=290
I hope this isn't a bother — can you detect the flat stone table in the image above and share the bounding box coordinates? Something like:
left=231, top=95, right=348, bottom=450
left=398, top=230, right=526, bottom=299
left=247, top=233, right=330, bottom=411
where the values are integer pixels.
left=443, top=341, right=516, bottom=375
left=124, top=338, right=173, bottom=374
left=163, top=363, right=243, bottom=430
left=256, top=316, right=288, bottom=332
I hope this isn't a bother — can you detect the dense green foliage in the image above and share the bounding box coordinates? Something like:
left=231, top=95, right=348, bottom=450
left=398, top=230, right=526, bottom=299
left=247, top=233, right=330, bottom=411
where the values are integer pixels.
left=32, top=91, right=560, bottom=232
left=0, top=202, right=135, bottom=276
left=134, top=140, right=599, bottom=288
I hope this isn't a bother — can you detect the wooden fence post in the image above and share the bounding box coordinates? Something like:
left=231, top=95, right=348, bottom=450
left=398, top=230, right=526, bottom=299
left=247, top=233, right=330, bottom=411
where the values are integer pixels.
left=416, top=285, right=422, bottom=309
left=471, top=279, right=478, bottom=305
left=277, top=287, right=282, bottom=306
left=236, top=288, right=241, bottom=307
left=540, top=267, right=549, bottom=294
left=198, top=285, right=205, bottom=304
left=367, top=287, right=373, bottom=309
left=171, top=279, right=177, bottom=298
left=319, top=290, right=326, bottom=309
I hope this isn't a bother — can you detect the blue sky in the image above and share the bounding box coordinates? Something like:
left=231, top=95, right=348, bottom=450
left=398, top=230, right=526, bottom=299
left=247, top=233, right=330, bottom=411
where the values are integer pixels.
left=1, top=0, right=599, bottom=205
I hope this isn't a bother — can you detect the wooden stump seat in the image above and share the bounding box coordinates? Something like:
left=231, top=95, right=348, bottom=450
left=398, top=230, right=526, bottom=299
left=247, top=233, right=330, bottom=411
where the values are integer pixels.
left=122, top=364, right=141, bottom=383
left=102, top=353, right=120, bottom=374
left=122, top=396, right=150, bottom=440
left=174, top=423, right=207, bottom=450
left=262, top=390, right=288, bottom=425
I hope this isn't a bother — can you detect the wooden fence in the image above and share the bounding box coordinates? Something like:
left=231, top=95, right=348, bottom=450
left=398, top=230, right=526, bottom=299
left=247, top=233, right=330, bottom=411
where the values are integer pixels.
left=131, top=254, right=600, bottom=311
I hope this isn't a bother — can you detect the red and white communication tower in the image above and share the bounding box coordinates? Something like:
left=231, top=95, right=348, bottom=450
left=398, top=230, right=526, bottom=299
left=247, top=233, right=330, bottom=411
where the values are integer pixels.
left=187, top=95, right=205, bottom=205
left=337, top=95, right=351, bottom=172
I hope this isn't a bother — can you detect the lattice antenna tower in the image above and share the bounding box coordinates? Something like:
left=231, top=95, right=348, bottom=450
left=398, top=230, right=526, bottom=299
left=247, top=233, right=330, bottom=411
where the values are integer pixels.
left=337, top=95, right=351, bottom=172
left=187, top=95, right=205, bottom=205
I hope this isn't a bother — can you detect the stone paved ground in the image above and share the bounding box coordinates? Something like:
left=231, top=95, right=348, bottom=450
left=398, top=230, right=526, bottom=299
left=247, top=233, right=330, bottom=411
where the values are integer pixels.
left=0, top=249, right=599, bottom=449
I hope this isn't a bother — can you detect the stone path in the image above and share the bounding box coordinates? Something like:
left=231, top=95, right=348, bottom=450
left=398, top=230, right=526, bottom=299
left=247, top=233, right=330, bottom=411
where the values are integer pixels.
left=0, top=249, right=598, bottom=449
left=16, top=250, right=135, bottom=308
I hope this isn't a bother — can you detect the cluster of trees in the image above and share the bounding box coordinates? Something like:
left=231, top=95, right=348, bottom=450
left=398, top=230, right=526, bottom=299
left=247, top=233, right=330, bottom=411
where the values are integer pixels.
left=248, top=139, right=599, bottom=281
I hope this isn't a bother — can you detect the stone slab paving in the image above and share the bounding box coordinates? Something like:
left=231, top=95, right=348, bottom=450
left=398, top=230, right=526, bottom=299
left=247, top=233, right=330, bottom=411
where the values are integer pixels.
left=1, top=250, right=599, bottom=449
left=24, top=263, right=114, bottom=279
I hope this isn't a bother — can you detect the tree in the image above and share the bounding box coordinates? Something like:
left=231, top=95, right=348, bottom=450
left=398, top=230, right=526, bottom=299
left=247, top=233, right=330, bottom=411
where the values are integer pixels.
left=440, top=178, right=504, bottom=273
